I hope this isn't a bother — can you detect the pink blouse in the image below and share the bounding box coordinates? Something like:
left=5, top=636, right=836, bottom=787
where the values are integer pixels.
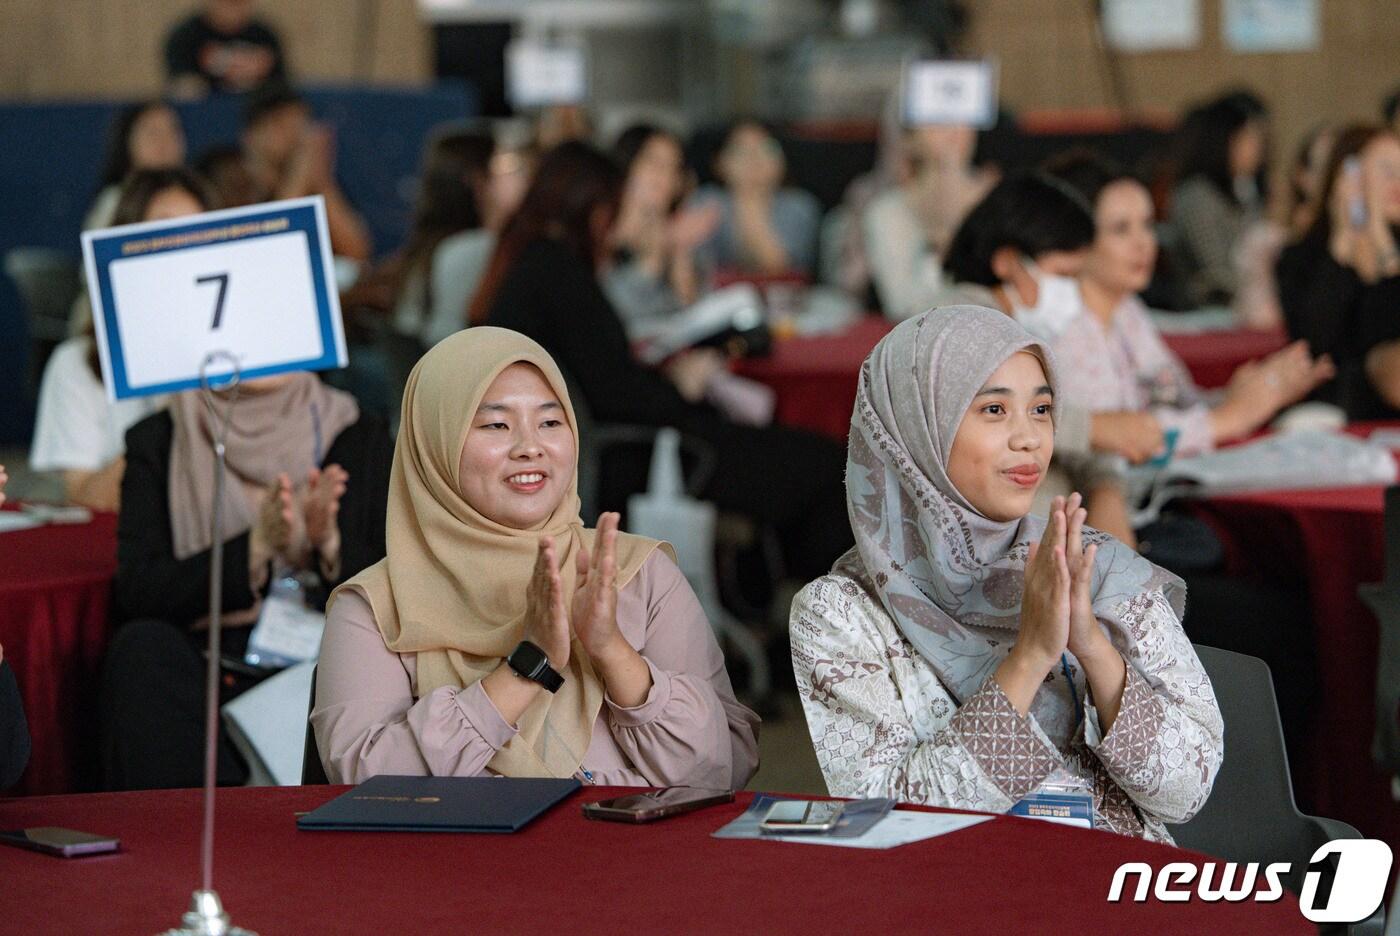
left=1048, top=294, right=1216, bottom=457
left=312, top=551, right=760, bottom=791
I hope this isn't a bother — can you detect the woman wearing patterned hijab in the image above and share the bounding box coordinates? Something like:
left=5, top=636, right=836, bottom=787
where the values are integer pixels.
left=790, top=305, right=1221, bottom=841
left=313, top=327, right=758, bottom=789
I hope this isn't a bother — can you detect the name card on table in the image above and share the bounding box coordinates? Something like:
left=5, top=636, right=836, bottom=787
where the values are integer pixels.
left=81, top=196, right=346, bottom=403
left=901, top=59, right=999, bottom=129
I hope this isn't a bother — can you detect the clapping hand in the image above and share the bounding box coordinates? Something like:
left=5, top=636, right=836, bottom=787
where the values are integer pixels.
left=571, top=512, right=623, bottom=661
left=1061, top=494, right=1106, bottom=662
left=303, top=465, right=348, bottom=569
left=255, top=473, right=305, bottom=565
left=0, top=463, right=7, bottom=507
left=522, top=536, right=571, bottom=671
left=1016, top=504, right=1071, bottom=669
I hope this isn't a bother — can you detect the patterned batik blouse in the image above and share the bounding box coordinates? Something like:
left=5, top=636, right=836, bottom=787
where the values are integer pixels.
left=790, top=551, right=1224, bottom=843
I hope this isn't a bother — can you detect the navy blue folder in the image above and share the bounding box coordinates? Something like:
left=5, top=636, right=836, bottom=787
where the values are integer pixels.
left=296, top=775, right=581, bottom=833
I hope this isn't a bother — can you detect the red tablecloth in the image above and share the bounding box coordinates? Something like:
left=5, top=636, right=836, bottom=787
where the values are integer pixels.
left=0, top=510, right=118, bottom=795
left=735, top=316, right=892, bottom=440
left=0, top=785, right=1312, bottom=935
left=1192, top=423, right=1400, bottom=849
left=1161, top=327, right=1289, bottom=389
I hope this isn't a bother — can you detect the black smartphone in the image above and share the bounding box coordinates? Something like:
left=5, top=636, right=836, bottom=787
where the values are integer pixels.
left=0, top=827, right=120, bottom=857
left=582, top=787, right=734, bottom=823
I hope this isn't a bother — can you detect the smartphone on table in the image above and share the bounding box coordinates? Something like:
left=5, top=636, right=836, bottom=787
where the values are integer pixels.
left=0, top=827, right=120, bottom=857
left=759, top=800, right=844, bottom=833
left=582, top=787, right=734, bottom=823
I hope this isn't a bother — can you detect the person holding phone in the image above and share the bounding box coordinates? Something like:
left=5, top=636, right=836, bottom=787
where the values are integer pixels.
left=312, top=327, right=759, bottom=789
left=1277, top=124, right=1400, bottom=419
left=791, top=306, right=1223, bottom=841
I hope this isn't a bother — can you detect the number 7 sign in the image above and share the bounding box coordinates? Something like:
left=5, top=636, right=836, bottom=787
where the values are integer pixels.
left=81, top=196, right=347, bottom=402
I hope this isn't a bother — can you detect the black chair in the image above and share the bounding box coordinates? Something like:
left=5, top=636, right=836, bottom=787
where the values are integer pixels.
left=3, top=247, right=82, bottom=397
left=301, top=666, right=329, bottom=786
left=1169, top=645, right=1383, bottom=935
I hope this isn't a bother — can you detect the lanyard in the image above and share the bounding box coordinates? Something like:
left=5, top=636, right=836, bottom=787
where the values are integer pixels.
left=1060, top=652, right=1084, bottom=727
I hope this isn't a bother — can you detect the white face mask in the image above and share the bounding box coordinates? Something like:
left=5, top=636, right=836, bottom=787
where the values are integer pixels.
left=1006, top=258, right=1082, bottom=340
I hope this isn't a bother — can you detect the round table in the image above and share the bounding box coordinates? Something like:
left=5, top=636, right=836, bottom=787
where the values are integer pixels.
left=1192, top=423, right=1400, bottom=850
left=0, top=509, right=118, bottom=795
left=0, top=786, right=1312, bottom=934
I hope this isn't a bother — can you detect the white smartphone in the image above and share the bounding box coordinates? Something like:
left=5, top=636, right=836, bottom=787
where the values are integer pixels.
left=759, top=800, right=844, bottom=833
left=1344, top=156, right=1367, bottom=228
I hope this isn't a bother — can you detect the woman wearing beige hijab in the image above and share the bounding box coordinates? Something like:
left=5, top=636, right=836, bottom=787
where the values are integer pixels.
left=791, top=306, right=1221, bottom=840
left=313, top=327, right=759, bottom=788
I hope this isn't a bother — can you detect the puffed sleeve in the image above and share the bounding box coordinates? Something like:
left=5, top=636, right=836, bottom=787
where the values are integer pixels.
left=791, top=574, right=1066, bottom=810
left=1084, top=588, right=1224, bottom=824
left=603, top=552, right=760, bottom=790
left=312, top=589, right=520, bottom=782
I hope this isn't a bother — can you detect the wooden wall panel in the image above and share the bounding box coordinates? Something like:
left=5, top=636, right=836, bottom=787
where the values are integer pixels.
left=0, top=0, right=431, bottom=100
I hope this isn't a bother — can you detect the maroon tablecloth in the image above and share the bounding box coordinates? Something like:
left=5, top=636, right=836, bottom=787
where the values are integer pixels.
left=1161, top=327, right=1289, bottom=389
left=0, top=510, right=118, bottom=795
left=735, top=316, right=892, bottom=440
left=0, top=786, right=1312, bottom=934
left=1192, top=423, right=1400, bottom=850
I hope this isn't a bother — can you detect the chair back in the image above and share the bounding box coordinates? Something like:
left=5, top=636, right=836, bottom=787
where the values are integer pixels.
left=1169, top=645, right=1364, bottom=899
left=301, top=665, right=330, bottom=785
left=4, top=247, right=82, bottom=394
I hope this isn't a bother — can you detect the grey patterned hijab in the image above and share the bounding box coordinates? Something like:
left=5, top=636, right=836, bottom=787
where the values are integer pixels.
left=847, top=305, right=1183, bottom=742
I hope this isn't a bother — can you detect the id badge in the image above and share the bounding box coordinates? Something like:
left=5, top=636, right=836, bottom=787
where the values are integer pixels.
left=1008, top=768, right=1094, bottom=829
left=245, top=576, right=325, bottom=669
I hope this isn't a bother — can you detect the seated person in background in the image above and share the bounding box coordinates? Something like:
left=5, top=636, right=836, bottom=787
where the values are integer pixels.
left=101, top=370, right=391, bottom=790
left=692, top=120, right=821, bottom=278
left=473, top=142, right=852, bottom=588
left=605, top=123, right=721, bottom=334
left=791, top=306, right=1222, bottom=840
left=32, top=169, right=218, bottom=513
left=1278, top=124, right=1400, bottom=420
left=534, top=104, right=593, bottom=150
left=241, top=84, right=371, bottom=261
left=940, top=172, right=1139, bottom=544
left=391, top=129, right=498, bottom=348
left=194, top=144, right=262, bottom=209
left=86, top=101, right=186, bottom=232
left=314, top=328, right=759, bottom=786
left=0, top=640, right=30, bottom=791
left=1168, top=93, right=1270, bottom=307
left=164, top=0, right=286, bottom=98
left=863, top=120, right=996, bottom=321
left=1042, top=153, right=1332, bottom=458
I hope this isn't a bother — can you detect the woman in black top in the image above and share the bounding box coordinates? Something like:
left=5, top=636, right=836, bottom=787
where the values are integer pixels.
left=103, top=379, right=390, bottom=790
left=470, top=142, right=851, bottom=587
left=1277, top=124, right=1400, bottom=419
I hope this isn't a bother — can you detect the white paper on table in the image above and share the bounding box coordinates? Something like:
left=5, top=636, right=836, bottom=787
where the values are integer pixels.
left=0, top=512, right=42, bottom=533
left=765, top=809, right=991, bottom=849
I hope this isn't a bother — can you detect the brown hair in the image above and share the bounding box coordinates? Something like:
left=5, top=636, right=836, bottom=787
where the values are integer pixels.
left=468, top=141, right=623, bottom=325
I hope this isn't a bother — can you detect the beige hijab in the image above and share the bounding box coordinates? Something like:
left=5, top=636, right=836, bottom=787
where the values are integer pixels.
left=167, top=372, right=360, bottom=560
left=333, top=327, right=669, bottom=778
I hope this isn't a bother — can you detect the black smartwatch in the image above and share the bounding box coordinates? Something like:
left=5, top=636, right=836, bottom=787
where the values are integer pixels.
left=506, top=641, right=564, bottom=693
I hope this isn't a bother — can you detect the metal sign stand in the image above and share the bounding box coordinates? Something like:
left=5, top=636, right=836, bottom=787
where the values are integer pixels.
left=162, top=352, right=257, bottom=936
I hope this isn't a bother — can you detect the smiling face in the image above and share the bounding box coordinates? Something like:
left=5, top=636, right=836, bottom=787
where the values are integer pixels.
left=457, top=362, right=576, bottom=529
left=1084, top=179, right=1158, bottom=297
left=947, top=350, right=1055, bottom=522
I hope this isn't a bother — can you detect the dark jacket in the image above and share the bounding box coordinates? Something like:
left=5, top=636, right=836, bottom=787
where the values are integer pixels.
left=1277, top=229, right=1400, bottom=420
left=115, top=410, right=392, bottom=625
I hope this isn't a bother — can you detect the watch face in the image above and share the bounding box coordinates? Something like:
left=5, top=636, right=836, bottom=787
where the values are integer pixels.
left=511, top=641, right=548, bottom=675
